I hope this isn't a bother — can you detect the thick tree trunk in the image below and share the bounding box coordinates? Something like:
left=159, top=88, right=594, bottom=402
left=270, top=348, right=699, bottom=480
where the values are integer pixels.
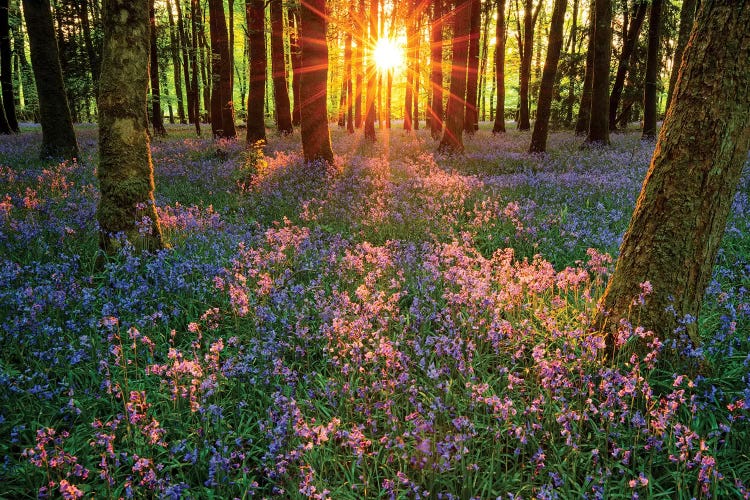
left=585, top=0, right=611, bottom=145
left=665, top=0, right=697, bottom=111
left=438, top=0, right=471, bottom=153
left=166, top=0, right=186, bottom=124
left=97, top=0, right=163, bottom=254
left=289, top=7, right=302, bottom=127
left=0, top=0, right=17, bottom=132
left=246, top=0, right=266, bottom=143
left=209, top=0, right=236, bottom=138
left=149, top=0, right=167, bottom=137
left=270, top=0, right=292, bottom=134
left=597, top=2, right=750, bottom=353
left=429, top=0, right=444, bottom=139
left=574, top=0, right=595, bottom=135
left=463, top=0, right=480, bottom=133
left=364, top=0, right=377, bottom=141
left=22, top=0, right=78, bottom=158
left=299, top=0, right=333, bottom=163
left=492, top=0, right=506, bottom=134
left=529, top=0, right=567, bottom=153
left=641, top=0, right=661, bottom=139
left=608, top=0, right=646, bottom=131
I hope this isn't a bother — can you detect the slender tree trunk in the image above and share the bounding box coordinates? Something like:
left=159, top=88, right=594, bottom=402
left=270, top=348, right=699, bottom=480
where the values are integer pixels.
left=439, top=0, right=471, bottom=153
left=149, top=0, right=167, bottom=137
left=299, top=0, right=333, bottom=163
left=564, top=0, right=579, bottom=126
left=529, top=0, right=567, bottom=153
left=641, top=0, right=661, bottom=139
left=0, top=0, right=17, bottom=132
left=77, top=0, right=100, bottom=98
left=269, top=0, right=292, bottom=133
left=492, top=0, right=506, bottom=133
left=228, top=0, right=234, bottom=88
left=386, top=68, right=392, bottom=128
left=289, top=7, right=302, bottom=127
left=354, top=0, right=364, bottom=128
left=11, top=16, right=37, bottom=118
left=178, top=0, right=196, bottom=125
left=404, top=0, right=414, bottom=131
left=190, top=0, right=202, bottom=134
left=585, top=0, right=611, bottom=144
left=246, top=0, right=266, bottom=143
left=478, top=0, right=491, bottom=123
left=429, top=0, right=444, bottom=139
left=575, top=0, right=595, bottom=135
left=166, top=0, right=186, bottom=124
left=97, top=0, right=163, bottom=254
left=517, top=0, right=540, bottom=130
left=666, top=0, right=697, bottom=111
left=608, top=0, right=646, bottom=131
left=22, top=0, right=78, bottom=158
left=463, top=0, right=480, bottom=133
left=209, top=0, right=236, bottom=138
left=413, top=19, right=420, bottom=131
left=364, top=0, right=377, bottom=141
left=597, top=2, right=750, bottom=353
left=345, top=26, right=354, bottom=133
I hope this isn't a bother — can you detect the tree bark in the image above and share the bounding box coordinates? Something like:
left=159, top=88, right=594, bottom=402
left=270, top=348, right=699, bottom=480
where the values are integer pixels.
left=438, top=0, right=471, bottom=153
left=22, top=0, right=78, bottom=158
left=517, top=0, right=541, bottom=131
left=246, top=0, right=266, bottom=143
left=574, top=0, right=595, bottom=135
left=641, top=0, right=661, bottom=139
left=463, top=0, right=481, bottom=133
left=270, top=0, right=292, bottom=134
left=149, top=0, right=167, bottom=137
left=190, top=0, right=201, bottom=134
left=608, top=0, right=646, bottom=131
left=492, top=0, right=506, bottom=133
left=529, top=0, right=567, bottom=153
left=597, top=2, right=750, bottom=353
left=429, top=0, right=444, bottom=139
left=564, top=0, right=579, bottom=126
left=585, top=0, right=611, bottom=145
left=166, top=0, right=186, bottom=124
left=0, top=0, right=17, bottom=132
left=665, top=0, right=697, bottom=111
left=76, top=0, right=100, bottom=99
left=299, top=0, right=333, bottom=163
left=364, top=0, right=377, bottom=141
left=209, top=0, right=236, bottom=138
left=97, top=0, right=163, bottom=254
left=289, top=7, right=302, bottom=127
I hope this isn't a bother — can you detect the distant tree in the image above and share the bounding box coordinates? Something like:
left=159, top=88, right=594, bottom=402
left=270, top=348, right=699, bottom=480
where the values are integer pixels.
left=438, top=0, right=471, bottom=153
left=246, top=0, right=266, bottom=143
left=189, top=0, right=201, bottom=135
left=149, top=0, right=167, bottom=137
left=597, top=2, right=750, bottom=353
left=516, top=0, right=542, bottom=131
left=22, top=0, right=78, bottom=158
left=665, top=0, right=697, bottom=110
left=97, top=0, right=163, bottom=254
left=529, top=0, right=567, bottom=153
left=404, top=0, right=415, bottom=131
left=299, top=0, right=334, bottom=163
left=641, top=0, right=662, bottom=139
left=363, top=0, right=377, bottom=142
left=585, top=0, right=612, bottom=145
left=609, top=0, right=647, bottom=131
left=208, top=0, right=236, bottom=138
left=270, top=0, right=292, bottom=134
left=289, top=7, right=302, bottom=127
left=463, top=0, right=480, bottom=133
left=492, top=0, right=506, bottom=134
left=0, top=0, right=18, bottom=133
left=428, top=0, right=444, bottom=139
left=575, top=0, right=595, bottom=135
left=344, top=21, right=354, bottom=134
left=354, top=0, right=364, bottom=128
left=165, top=0, right=186, bottom=124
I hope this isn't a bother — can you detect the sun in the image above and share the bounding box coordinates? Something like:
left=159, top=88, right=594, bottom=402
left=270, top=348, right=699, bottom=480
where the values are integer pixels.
left=373, top=38, right=404, bottom=72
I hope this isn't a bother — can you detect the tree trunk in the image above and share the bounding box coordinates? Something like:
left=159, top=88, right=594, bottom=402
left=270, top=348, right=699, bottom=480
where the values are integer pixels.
left=364, top=0, right=377, bottom=141
left=641, top=0, right=661, bottom=139
left=597, top=2, right=750, bottom=355
left=289, top=7, right=302, bottom=127
left=149, top=0, right=167, bottom=137
left=492, top=0, right=506, bottom=133
left=11, top=15, right=37, bottom=119
left=246, top=0, right=266, bottom=143
left=478, top=0, right=491, bottom=122
left=299, top=0, right=334, bottom=163
left=22, top=0, right=78, bottom=158
left=166, top=0, right=186, bottom=124
left=97, top=0, right=163, bottom=254
left=463, top=0, right=480, bottom=133
left=0, top=0, right=17, bottom=132
left=438, top=0, right=471, bottom=153
left=268, top=0, right=292, bottom=134
left=190, top=0, right=201, bottom=134
left=354, top=0, right=364, bottom=128
left=178, top=0, right=196, bottom=126
left=564, top=0, right=579, bottom=126
left=413, top=20, right=420, bottom=131
left=574, top=0, right=595, bottom=135
left=345, top=26, right=354, bottom=133
left=585, top=0, right=611, bottom=145
left=517, top=0, right=533, bottom=130
left=429, top=0, right=444, bottom=139
left=665, top=0, right=697, bottom=111
left=529, top=0, right=567, bottom=153
left=209, top=0, right=236, bottom=138
left=77, top=0, right=100, bottom=99
left=404, top=0, right=414, bottom=131
left=608, top=0, right=646, bottom=131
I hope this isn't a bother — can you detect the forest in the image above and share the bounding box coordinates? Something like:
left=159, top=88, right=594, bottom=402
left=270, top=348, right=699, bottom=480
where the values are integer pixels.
left=0, top=0, right=749, bottom=498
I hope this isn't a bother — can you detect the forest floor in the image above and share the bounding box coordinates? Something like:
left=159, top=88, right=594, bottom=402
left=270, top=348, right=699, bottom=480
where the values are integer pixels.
left=1, top=123, right=749, bottom=498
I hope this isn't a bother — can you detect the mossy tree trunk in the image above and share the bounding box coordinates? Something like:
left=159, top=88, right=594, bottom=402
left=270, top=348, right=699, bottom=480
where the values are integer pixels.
left=528, top=0, right=567, bottom=153
left=665, top=0, right=697, bottom=111
left=299, top=0, right=334, bottom=164
left=492, top=0, right=506, bottom=134
left=97, top=0, right=163, bottom=254
left=597, top=2, right=750, bottom=354
left=246, top=0, right=266, bottom=144
left=21, top=0, right=78, bottom=158
left=585, top=0, right=611, bottom=145
left=208, top=0, right=236, bottom=138
left=438, top=0, right=471, bottom=153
